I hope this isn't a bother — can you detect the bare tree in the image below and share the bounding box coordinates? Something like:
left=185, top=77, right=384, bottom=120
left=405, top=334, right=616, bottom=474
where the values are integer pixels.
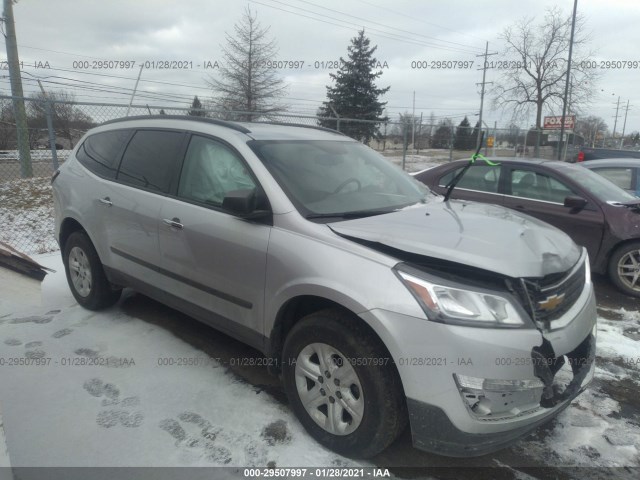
left=207, top=7, right=286, bottom=121
left=29, top=91, right=93, bottom=148
left=493, top=7, right=598, bottom=130
left=0, top=97, right=17, bottom=149
left=575, top=115, right=607, bottom=147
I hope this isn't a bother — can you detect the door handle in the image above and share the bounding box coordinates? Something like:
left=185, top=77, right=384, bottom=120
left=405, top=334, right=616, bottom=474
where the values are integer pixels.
left=98, top=197, right=112, bottom=207
left=163, top=217, right=184, bottom=230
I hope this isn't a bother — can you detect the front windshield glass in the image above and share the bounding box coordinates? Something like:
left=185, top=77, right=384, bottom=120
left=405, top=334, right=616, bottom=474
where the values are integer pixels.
left=561, top=164, right=637, bottom=203
left=249, top=140, right=428, bottom=217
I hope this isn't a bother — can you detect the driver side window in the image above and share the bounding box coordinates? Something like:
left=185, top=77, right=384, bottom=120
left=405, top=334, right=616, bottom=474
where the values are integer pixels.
left=178, top=136, right=255, bottom=207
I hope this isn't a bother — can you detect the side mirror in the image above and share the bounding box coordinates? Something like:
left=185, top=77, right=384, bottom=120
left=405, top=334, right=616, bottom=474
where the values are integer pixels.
left=222, top=189, right=257, bottom=215
left=222, top=188, right=271, bottom=220
left=564, top=196, right=587, bottom=210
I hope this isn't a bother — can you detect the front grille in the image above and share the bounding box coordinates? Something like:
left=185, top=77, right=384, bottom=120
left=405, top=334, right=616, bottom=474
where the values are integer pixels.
left=516, top=256, right=586, bottom=323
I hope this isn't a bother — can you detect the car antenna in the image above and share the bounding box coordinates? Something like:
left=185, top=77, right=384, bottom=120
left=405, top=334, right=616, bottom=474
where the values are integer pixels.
left=442, top=132, right=500, bottom=202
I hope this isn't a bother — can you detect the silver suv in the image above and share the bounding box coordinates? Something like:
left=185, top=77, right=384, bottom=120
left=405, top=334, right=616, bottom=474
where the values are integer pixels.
left=53, top=116, right=597, bottom=458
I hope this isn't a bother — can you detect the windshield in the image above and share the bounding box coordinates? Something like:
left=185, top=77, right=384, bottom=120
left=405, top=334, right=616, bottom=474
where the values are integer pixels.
left=249, top=140, right=428, bottom=217
left=562, top=164, right=637, bottom=203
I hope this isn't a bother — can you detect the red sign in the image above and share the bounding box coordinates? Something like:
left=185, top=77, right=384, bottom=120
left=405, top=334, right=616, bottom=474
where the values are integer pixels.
left=543, top=115, right=575, bottom=130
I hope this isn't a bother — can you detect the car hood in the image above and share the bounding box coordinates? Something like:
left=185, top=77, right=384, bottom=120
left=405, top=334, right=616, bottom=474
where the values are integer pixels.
left=329, top=200, right=581, bottom=278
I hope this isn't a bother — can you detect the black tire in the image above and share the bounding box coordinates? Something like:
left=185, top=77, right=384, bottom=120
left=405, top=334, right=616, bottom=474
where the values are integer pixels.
left=608, top=242, right=640, bottom=298
left=282, top=309, right=407, bottom=458
left=63, top=231, right=121, bottom=310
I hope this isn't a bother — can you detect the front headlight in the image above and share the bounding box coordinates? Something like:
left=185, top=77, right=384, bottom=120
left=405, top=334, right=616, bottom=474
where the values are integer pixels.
left=395, top=268, right=525, bottom=327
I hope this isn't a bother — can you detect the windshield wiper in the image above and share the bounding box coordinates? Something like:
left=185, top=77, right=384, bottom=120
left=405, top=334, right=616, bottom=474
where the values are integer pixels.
left=305, top=209, right=398, bottom=219
left=442, top=132, right=500, bottom=202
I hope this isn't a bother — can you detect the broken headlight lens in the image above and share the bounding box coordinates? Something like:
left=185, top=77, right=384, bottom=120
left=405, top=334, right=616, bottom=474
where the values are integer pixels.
left=395, top=269, right=525, bottom=327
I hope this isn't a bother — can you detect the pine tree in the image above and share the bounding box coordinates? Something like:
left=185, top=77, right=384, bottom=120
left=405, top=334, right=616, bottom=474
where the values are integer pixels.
left=432, top=119, right=453, bottom=149
left=207, top=7, right=286, bottom=121
left=454, top=116, right=473, bottom=150
left=318, top=30, right=389, bottom=143
left=471, top=120, right=482, bottom=148
left=188, top=96, right=205, bottom=117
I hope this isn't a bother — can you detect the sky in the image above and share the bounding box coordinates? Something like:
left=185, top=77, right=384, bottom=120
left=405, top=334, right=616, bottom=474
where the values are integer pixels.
left=2, top=0, right=639, bottom=134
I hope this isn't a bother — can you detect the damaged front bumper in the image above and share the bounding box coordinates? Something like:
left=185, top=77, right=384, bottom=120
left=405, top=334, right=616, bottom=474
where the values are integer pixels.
left=409, top=331, right=595, bottom=457
left=362, top=276, right=597, bottom=457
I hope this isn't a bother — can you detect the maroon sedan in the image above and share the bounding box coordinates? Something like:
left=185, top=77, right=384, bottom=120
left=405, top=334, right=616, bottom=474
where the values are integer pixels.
left=414, top=158, right=640, bottom=298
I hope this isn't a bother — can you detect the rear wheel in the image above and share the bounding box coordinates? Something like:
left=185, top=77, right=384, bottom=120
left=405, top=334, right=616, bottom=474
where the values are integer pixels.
left=608, top=241, right=640, bottom=298
left=282, top=309, right=407, bottom=458
left=63, top=231, right=121, bottom=310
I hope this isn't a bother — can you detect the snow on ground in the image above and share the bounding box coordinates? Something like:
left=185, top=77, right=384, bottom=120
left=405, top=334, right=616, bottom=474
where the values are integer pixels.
left=0, top=177, right=57, bottom=255
left=0, top=254, right=365, bottom=469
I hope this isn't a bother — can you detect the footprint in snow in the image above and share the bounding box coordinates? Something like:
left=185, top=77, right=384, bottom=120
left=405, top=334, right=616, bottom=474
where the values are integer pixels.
left=83, top=378, right=143, bottom=428
left=52, top=328, right=73, bottom=338
left=8, top=309, right=60, bottom=325
left=159, top=411, right=270, bottom=466
left=3, top=338, right=47, bottom=359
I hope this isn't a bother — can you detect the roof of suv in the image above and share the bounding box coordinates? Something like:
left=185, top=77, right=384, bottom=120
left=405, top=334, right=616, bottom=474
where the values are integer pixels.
left=99, top=115, right=348, bottom=141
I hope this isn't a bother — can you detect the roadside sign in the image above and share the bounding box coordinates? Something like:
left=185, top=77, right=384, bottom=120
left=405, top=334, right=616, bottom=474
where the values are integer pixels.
left=543, top=115, right=575, bottom=130
left=487, top=136, right=494, bottom=147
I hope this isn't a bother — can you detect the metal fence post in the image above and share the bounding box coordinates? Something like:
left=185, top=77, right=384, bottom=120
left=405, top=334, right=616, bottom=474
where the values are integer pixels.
left=449, top=126, right=454, bottom=162
left=402, top=122, right=407, bottom=170
left=43, top=100, right=59, bottom=170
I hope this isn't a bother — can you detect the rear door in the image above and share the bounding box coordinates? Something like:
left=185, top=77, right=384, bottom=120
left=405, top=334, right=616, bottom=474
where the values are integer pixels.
left=501, top=166, right=605, bottom=260
left=158, top=134, right=271, bottom=347
left=107, top=129, right=186, bottom=287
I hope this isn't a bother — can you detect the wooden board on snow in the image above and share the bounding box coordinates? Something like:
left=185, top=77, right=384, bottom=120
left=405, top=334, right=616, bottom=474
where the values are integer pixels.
left=0, top=242, right=55, bottom=281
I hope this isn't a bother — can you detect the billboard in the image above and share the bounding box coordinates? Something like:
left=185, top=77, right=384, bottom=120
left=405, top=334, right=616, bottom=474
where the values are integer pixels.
left=543, top=115, right=575, bottom=130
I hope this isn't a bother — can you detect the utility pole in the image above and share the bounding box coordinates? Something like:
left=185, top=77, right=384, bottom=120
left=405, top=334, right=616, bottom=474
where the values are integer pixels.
left=558, top=0, right=578, bottom=160
left=3, top=0, right=32, bottom=177
left=620, top=100, right=631, bottom=149
left=612, top=96, right=621, bottom=146
left=476, top=41, right=497, bottom=150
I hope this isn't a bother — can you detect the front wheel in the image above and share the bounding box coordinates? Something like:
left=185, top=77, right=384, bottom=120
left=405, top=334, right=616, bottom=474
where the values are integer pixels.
left=282, top=309, right=407, bottom=458
left=63, top=231, right=122, bottom=310
left=608, top=241, right=640, bottom=298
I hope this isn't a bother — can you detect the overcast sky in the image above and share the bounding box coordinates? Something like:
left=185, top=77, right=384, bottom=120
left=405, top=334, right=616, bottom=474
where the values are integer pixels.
left=2, top=0, right=639, bottom=133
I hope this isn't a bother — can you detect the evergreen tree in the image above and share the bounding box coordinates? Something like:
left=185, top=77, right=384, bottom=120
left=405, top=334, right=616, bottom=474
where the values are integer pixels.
left=318, top=30, right=389, bottom=143
left=207, top=7, right=286, bottom=121
left=454, top=116, right=473, bottom=150
left=432, top=119, right=453, bottom=149
left=188, top=96, right=205, bottom=116
left=471, top=120, right=482, bottom=148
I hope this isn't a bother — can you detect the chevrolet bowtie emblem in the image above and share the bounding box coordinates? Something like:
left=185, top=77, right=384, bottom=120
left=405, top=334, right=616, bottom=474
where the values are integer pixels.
left=538, top=294, right=565, bottom=311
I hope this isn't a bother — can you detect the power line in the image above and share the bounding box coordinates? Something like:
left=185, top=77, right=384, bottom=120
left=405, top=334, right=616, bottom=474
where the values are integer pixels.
left=291, top=0, right=481, bottom=52
left=249, top=0, right=479, bottom=55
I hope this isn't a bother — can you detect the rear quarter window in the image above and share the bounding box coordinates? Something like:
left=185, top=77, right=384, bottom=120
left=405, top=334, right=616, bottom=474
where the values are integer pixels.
left=117, top=130, right=184, bottom=193
left=76, top=130, right=131, bottom=179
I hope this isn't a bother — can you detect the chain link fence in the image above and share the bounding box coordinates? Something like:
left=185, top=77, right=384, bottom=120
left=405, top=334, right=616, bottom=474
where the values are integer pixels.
left=1, top=94, right=567, bottom=255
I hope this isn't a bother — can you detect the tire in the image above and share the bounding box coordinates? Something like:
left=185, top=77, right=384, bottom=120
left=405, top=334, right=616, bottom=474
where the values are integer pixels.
left=608, top=241, right=640, bottom=298
left=282, top=309, right=407, bottom=458
left=63, top=231, right=121, bottom=310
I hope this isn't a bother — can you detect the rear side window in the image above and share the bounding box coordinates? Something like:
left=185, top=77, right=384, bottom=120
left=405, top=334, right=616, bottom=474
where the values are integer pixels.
left=590, top=167, right=633, bottom=191
left=117, top=130, right=184, bottom=193
left=438, top=165, right=500, bottom=193
left=76, top=130, right=130, bottom=179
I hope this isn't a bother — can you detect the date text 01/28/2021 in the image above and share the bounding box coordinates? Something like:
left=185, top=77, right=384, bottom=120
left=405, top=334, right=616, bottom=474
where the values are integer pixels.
left=243, top=467, right=391, bottom=478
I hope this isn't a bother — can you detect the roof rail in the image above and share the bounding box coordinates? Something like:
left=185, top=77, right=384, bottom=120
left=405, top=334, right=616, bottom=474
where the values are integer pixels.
left=99, top=115, right=252, bottom=134
left=252, top=121, right=345, bottom=136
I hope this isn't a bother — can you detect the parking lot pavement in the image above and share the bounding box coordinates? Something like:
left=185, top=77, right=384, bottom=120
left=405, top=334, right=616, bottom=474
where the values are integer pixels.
left=0, top=254, right=639, bottom=479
